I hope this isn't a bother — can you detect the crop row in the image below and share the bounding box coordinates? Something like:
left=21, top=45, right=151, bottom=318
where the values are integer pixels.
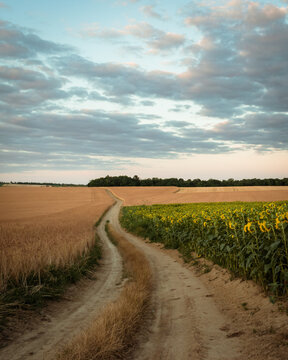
left=120, top=201, right=288, bottom=295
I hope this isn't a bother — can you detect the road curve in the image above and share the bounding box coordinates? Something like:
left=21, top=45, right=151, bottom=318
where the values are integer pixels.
left=0, top=203, right=123, bottom=360
left=1, top=194, right=244, bottom=360
left=108, top=192, right=244, bottom=360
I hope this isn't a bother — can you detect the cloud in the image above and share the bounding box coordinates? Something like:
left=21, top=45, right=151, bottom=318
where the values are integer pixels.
left=169, top=104, right=191, bottom=112
left=80, top=21, right=186, bottom=53
left=184, top=1, right=287, bottom=29
left=0, top=108, right=233, bottom=174
left=245, top=3, right=287, bottom=27
left=2, top=96, right=286, bottom=175
left=0, top=65, right=63, bottom=89
left=141, top=5, right=163, bottom=20
left=80, top=24, right=124, bottom=39
left=0, top=2, right=7, bottom=8
left=169, top=111, right=288, bottom=152
left=119, top=44, right=144, bottom=57
left=0, top=62, right=71, bottom=109
left=0, top=20, right=73, bottom=59
left=80, top=22, right=158, bottom=39
left=0, top=22, right=116, bottom=111
left=0, top=148, right=135, bottom=172
left=147, top=32, right=185, bottom=52
left=58, top=1, right=288, bottom=118
left=166, top=120, right=192, bottom=127
left=208, top=113, right=288, bottom=151
left=1, top=9, right=288, bottom=178
left=55, top=54, right=179, bottom=100
left=140, top=100, right=155, bottom=106
left=124, top=22, right=160, bottom=38
left=181, top=0, right=288, bottom=116
left=118, top=0, right=140, bottom=5
left=58, top=13, right=288, bottom=117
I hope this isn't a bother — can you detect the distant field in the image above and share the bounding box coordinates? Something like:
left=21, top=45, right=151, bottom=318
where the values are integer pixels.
left=0, top=186, right=112, bottom=221
left=109, top=186, right=288, bottom=205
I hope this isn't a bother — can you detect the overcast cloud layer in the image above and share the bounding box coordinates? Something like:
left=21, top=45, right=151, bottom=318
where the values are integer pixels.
left=0, top=0, right=287, bottom=180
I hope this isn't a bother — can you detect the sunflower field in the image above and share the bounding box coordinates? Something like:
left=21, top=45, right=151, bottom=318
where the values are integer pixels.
left=120, top=201, right=288, bottom=295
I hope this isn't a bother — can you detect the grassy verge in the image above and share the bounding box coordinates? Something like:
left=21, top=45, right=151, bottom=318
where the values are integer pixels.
left=0, top=234, right=102, bottom=324
left=57, top=224, right=152, bottom=360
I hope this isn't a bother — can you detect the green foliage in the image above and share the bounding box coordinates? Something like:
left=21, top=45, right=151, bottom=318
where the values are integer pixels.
left=120, top=201, right=288, bottom=296
left=2, top=181, right=84, bottom=187
left=0, top=236, right=102, bottom=310
left=88, top=175, right=288, bottom=187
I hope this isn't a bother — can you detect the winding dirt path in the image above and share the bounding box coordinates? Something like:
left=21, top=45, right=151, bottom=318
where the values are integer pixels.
left=1, top=193, right=286, bottom=359
left=0, top=206, right=123, bottom=360
left=109, top=196, right=243, bottom=360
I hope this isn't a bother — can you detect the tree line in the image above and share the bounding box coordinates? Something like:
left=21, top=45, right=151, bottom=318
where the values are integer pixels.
left=88, top=175, right=288, bottom=187
left=0, top=181, right=85, bottom=187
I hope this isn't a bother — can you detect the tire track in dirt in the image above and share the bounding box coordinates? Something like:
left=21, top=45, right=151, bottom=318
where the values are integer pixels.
left=109, top=193, right=244, bottom=360
left=0, top=205, right=123, bottom=360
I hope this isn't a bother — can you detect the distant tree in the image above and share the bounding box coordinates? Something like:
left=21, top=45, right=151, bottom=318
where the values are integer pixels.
left=87, top=175, right=288, bottom=187
left=132, top=175, right=140, bottom=186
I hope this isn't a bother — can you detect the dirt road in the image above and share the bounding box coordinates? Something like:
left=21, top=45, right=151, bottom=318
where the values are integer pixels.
left=109, top=196, right=243, bottom=360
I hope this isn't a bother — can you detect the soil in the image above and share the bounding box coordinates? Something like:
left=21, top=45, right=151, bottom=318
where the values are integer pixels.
left=0, top=188, right=287, bottom=359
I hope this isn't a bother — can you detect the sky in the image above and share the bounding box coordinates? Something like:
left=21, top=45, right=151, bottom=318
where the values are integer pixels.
left=0, top=0, right=288, bottom=184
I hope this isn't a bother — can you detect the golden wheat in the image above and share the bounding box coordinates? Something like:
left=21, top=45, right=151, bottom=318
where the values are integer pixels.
left=0, top=188, right=113, bottom=292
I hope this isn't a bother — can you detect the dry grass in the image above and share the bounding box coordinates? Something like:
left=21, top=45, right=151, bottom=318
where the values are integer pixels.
left=57, top=224, right=152, bottom=360
left=0, top=188, right=113, bottom=293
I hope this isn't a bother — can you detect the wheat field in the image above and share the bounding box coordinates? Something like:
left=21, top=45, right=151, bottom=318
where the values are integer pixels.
left=0, top=187, right=114, bottom=292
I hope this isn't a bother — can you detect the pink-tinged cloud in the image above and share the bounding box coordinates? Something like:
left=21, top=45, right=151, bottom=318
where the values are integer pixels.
left=141, top=5, right=163, bottom=20
left=124, top=22, right=160, bottom=38
left=246, top=3, right=287, bottom=27
left=184, top=1, right=287, bottom=28
left=80, top=21, right=186, bottom=52
left=147, top=33, right=185, bottom=52
left=81, top=22, right=160, bottom=39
